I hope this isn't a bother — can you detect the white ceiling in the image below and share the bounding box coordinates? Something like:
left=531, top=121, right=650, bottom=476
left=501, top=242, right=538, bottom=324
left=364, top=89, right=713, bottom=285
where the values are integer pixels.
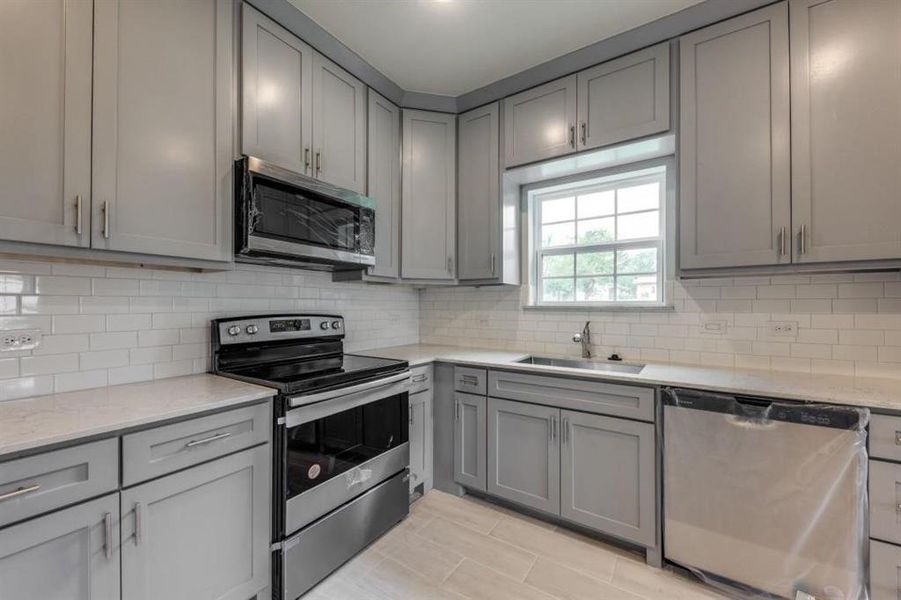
left=289, top=0, right=704, bottom=96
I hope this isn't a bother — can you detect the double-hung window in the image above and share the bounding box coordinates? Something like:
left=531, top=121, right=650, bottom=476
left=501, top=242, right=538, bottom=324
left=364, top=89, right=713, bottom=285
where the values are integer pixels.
left=529, top=166, right=666, bottom=307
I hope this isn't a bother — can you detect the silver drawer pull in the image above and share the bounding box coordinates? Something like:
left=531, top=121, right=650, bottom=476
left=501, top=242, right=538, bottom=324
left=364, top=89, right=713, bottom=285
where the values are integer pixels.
left=894, top=431, right=901, bottom=445
left=185, top=431, right=232, bottom=448
left=461, top=375, right=479, bottom=384
left=134, top=502, right=143, bottom=546
left=412, top=374, right=428, bottom=383
left=896, top=503, right=901, bottom=514
left=0, top=483, right=41, bottom=502
left=104, top=512, right=113, bottom=560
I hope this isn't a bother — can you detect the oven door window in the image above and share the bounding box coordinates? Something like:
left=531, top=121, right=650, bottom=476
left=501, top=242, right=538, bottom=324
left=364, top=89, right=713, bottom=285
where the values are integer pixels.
left=285, top=393, right=408, bottom=499
left=251, top=179, right=358, bottom=251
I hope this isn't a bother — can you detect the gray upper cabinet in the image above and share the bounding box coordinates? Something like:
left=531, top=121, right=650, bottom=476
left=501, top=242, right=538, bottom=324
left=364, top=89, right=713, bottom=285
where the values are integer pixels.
left=503, top=75, right=577, bottom=168
left=366, top=90, right=402, bottom=279
left=92, top=0, right=233, bottom=262
left=577, top=43, right=670, bottom=151
left=0, top=0, right=92, bottom=249
left=241, top=4, right=314, bottom=176
left=312, top=53, right=366, bottom=193
left=454, top=392, right=487, bottom=492
left=121, top=444, right=270, bottom=600
left=0, top=493, right=120, bottom=600
left=790, top=0, right=901, bottom=264
left=457, top=102, right=501, bottom=281
left=487, top=397, right=560, bottom=515
left=401, top=109, right=457, bottom=280
left=560, top=410, right=656, bottom=546
left=679, top=2, right=791, bottom=270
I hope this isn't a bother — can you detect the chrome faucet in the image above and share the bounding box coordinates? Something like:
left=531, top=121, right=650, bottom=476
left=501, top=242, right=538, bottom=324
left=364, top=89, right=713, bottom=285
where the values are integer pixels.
left=572, top=321, right=592, bottom=359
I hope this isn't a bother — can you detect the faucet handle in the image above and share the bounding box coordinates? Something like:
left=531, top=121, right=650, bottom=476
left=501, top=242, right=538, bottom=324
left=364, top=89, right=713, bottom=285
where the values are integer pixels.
left=572, top=333, right=583, bottom=343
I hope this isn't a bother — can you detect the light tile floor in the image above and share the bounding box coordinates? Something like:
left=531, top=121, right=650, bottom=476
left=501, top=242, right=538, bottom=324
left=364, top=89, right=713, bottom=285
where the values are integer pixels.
left=304, top=490, right=732, bottom=600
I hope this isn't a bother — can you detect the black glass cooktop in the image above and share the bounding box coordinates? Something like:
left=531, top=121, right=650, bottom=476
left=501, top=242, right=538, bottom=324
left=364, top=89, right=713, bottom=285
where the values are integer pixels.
left=227, top=353, right=407, bottom=395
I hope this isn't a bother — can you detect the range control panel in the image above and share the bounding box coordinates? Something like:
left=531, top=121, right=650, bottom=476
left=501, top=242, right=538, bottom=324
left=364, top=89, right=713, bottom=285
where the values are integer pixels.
left=216, top=315, right=343, bottom=344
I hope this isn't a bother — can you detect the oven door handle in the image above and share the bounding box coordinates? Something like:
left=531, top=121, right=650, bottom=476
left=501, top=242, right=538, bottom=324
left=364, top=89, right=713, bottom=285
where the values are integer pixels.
left=285, top=371, right=411, bottom=427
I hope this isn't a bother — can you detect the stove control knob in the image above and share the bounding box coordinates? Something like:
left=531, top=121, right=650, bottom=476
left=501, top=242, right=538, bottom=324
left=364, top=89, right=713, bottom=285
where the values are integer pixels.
left=331, top=321, right=342, bottom=330
left=320, top=321, right=330, bottom=331
left=227, top=325, right=241, bottom=336
left=246, top=325, right=259, bottom=335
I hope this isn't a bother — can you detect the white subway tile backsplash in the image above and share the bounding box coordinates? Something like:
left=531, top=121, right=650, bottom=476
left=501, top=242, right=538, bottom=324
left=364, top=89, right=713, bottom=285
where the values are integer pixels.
left=52, top=314, right=105, bottom=334
left=80, top=350, right=130, bottom=370
left=35, top=276, right=92, bottom=295
left=21, top=354, right=80, bottom=376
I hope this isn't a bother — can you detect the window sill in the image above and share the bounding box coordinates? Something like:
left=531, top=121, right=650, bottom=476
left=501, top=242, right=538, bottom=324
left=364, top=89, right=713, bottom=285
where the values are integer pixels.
left=522, top=304, right=675, bottom=313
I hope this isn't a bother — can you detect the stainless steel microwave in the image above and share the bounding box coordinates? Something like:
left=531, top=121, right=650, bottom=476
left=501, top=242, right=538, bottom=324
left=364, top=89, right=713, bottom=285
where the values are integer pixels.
left=234, top=156, right=376, bottom=270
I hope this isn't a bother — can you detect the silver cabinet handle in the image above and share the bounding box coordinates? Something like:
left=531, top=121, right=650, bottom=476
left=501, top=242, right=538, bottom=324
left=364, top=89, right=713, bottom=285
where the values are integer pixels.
left=0, top=483, right=40, bottom=503
left=569, top=124, right=575, bottom=149
left=412, top=374, right=428, bottom=383
left=455, top=401, right=460, bottom=421
left=185, top=431, right=231, bottom=448
left=315, top=150, right=322, bottom=175
left=895, top=503, right=901, bottom=515
left=548, top=416, right=553, bottom=442
left=75, top=195, right=83, bottom=235
left=447, top=256, right=454, bottom=274
left=134, top=502, right=143, bottom=546
left=798, top=224, right=807, bottom=255
left=895, top=431, right=901, bottom=445
left=778, top=226, right=786, bottom=257
left=562, top=418, right=569, bottom=445
left=102, top=201, right=110, bottom=239
left=553, top=416, right=557, bottom=441
left=104, top=512, right=113, bottom=560
left=580, top=122, right=587, bottom=145
left=490, top=253, right=497, bottom=276
left=304, top=147, right=311, bottom=173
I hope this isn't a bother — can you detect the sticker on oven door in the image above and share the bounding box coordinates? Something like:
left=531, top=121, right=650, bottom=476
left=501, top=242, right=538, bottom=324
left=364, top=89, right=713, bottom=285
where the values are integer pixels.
left=307, top=464, right=321, bottom=480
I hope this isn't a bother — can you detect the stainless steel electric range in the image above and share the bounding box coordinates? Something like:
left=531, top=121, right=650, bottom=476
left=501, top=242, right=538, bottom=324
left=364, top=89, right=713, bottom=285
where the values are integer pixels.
left=211, top=314, right=411, bottom=600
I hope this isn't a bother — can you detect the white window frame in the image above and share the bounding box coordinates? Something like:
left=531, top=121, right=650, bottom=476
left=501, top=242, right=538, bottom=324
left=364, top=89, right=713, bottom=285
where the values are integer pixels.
left=527, top=165, right=667, bottom=308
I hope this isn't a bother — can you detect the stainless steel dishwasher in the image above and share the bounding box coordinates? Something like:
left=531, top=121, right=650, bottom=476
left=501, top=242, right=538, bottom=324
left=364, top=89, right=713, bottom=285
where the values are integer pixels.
left=663, top=388, right=869, bottom=600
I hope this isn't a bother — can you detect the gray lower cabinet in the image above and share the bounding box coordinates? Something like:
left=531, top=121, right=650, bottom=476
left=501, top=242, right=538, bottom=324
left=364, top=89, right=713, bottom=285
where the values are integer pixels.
left=453, top=392, right=487, bottom=492
left=487, top=398, right=560, bottom=514
left=679, top=2, right=791, bottom=270
left=409, top=387, right=433, bottom=494
left=871, top=539, right=901, bottom=600
left=0, top=492, right=120, bottom=600
left=120, top=444, right=270, bottom=600
left=560, top=410, right=655, bottom=546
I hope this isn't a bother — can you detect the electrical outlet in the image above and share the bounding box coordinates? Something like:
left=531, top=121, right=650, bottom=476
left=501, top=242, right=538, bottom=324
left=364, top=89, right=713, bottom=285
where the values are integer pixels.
left=768, top=321, right=798, bottom=337
left=1, top=329, right=42, bottom=351
left=699, top=319, right=727, bottom=335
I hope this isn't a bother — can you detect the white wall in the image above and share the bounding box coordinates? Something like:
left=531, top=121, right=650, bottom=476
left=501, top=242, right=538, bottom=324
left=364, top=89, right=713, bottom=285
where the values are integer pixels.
left=421, top=272, right=901, bottom=380
left=0, top=258, right=419, bottom=401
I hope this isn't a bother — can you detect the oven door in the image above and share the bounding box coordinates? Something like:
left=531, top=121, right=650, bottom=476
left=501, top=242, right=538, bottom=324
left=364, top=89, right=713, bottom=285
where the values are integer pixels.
left=282, top=372, right=410, bottom=535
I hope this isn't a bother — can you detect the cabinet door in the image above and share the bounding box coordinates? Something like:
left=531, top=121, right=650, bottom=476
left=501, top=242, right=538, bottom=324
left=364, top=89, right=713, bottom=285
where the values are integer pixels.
left=121, top=445, right=270, bottom=600
left=577, top=43, right=669, bottom=151
left=679, top=3, right=791, bottom=270
left=0, top=493, right=120, bottom=600
left=560, top=410, right=655, bottom=546
left=92, top=0, right=233, bottom=262
left=312, top=53, right=366, bottom=193
left=0, top=0, right=91, bottom=248
left=409, top=388, right=433, bottom=494
left=367, top=90, right=401, bottom=279
left=458, top=102, right=500, bottom=281
left=790, top=0, right=901, bottom=263
left=454, top=392, right=487, bottom=492
left=487, top=398, right=560, bottom=515
left=503, top=75, right=577, bottom=167
left=401, top=109, right=457, bottom=280
left=241, top=4, right=314, bottom=176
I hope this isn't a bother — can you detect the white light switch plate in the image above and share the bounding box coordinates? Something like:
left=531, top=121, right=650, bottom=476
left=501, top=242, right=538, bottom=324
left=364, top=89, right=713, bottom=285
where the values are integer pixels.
left=1, top=329, right=42, bottom=351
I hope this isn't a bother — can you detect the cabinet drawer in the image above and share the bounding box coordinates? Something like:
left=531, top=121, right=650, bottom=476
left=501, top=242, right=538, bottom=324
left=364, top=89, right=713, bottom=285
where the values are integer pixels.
left=871, top=539, right=901, bottom=600
left=870, top=414, right=901, bottom=462
left=410, top=364, right=433, bottom=394
left=454, top=366, right=487, bottom=395
left=122, top=402, right=271, bottom=486
left=870, top=459, right=901, bottom=545
left=488, top=370, right=655, bottom=422
left=0, top=438, right=118, bottom=529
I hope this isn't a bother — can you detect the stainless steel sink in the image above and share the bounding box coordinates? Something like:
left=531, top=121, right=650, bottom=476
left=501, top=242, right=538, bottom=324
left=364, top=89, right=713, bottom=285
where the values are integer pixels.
left=516, top=356, right=645, bottom=374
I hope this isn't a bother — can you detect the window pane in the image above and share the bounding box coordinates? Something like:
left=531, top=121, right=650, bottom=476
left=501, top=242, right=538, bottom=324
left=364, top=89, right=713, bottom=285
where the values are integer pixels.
left=542, top=278, right=574, bottom=302
left=577, top=217, right=614, bottom=244
left=577, top=191, right=614, bottom=219
left=617, top=211, right=658, bottom=240
left=542, top=254, right=574, bottom=277
left=541, top=222, right=575, bottom=247
left=617, top=247, right=657, bottom=274
left=616, top=274, right=658, bottom=302
left=541, top=197, right=575, bottom=223
left=617, top=182, right=659, bottom=213
left=576, top=277, right=614, bottom=302
left=576, top=251, right=614, bottom=275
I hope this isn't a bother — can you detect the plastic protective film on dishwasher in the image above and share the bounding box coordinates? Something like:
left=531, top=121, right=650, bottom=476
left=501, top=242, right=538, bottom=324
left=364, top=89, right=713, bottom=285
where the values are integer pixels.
left=662, top=387, right=869, bottom=600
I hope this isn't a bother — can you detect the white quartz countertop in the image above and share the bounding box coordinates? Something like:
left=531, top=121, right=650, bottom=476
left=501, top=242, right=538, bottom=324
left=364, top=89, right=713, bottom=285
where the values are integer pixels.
left=0, top=374, right=276, bottom=458
left=357, top=344, right=901, bottom=412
